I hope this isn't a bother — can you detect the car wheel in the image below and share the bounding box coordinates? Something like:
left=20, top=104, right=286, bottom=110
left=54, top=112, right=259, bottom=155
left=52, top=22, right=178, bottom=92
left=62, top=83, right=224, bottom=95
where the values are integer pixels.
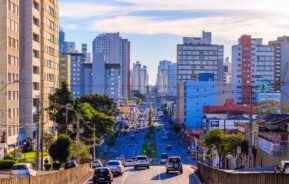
left=134, top=166, right=137, bottom=169
left=166, top=170, right=169, bottom=174
left=147, top=166, right=150, bottom=169
left=180, top=170, right=183, bottom=174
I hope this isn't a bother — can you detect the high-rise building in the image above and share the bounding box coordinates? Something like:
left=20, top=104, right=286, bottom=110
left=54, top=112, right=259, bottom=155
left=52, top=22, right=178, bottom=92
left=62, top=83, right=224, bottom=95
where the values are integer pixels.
left=0, top=0, right=20, bottom=154
left=156, top=60, right=172, bottom=96
left=232, top=35, right=275, bottom=104
left=223, top=57, right=232, bottom=84
left=20, top=0, right=59, bottom=140
left=59, top=54, right=71, bottom=89
left=92, top=33, right=130, bottom=103
left=177, top=31, right=224, bottom=82
left=269, top=36, right=289, bottom=105
left=167, top=63, right=177, bottom=97
left=131, top=61, right=149, bottom=94
left=59, top=29, right=75, bottom=53
left=176, top=31, right=224, bottom=125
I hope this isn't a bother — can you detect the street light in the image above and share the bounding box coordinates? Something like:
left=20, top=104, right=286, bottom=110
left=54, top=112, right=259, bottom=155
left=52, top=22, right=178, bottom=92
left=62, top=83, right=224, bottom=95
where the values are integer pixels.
left=0, top=80, right=20, bottom=92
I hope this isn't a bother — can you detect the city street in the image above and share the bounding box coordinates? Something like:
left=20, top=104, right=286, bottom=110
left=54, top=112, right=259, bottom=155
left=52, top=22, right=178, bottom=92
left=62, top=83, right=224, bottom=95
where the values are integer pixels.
left=84, top=100, right=201, bottom=184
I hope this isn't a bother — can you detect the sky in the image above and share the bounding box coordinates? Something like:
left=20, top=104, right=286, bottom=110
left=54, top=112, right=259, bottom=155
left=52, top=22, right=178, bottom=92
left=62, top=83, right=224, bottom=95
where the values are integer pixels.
left=59, top=0, right=289, bottom=85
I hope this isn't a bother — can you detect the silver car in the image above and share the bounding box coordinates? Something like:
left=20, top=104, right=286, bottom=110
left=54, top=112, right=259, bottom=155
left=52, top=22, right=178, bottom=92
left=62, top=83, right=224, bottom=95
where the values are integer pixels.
left=10, top=163, right=37, bottom=178
left=106, top=160, right=125, bottom=175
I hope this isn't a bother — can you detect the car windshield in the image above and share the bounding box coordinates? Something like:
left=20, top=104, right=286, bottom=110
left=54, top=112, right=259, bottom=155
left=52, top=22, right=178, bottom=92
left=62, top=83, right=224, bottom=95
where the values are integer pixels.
left=137, top=157, right=147, bottom=160
left=95, top=169, right=109, bottom=174
left=168, top=158, right=181, bottom=163
left=12, top=165, right=28, bottom=170
left=108, top=162, right=120, bottom=166
left=161, top=154, right=168, bottom=159
left=127, top=159, right=133, bottom=162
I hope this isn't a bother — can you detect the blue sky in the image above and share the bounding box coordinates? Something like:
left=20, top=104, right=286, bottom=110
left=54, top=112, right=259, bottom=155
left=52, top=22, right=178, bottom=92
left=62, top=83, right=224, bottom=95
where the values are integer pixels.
left=59, top=0, right=289, bottom=84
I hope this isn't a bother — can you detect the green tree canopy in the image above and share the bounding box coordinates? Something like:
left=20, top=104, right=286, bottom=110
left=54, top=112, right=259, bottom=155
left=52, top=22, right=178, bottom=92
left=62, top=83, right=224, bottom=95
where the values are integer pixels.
left=76, top=94, right=117, bottom=116
left=69, top=141, right=90, bottom=164
left=48, top=81, right=74, bottom=134
left=49, top=135, right=72, bottom=163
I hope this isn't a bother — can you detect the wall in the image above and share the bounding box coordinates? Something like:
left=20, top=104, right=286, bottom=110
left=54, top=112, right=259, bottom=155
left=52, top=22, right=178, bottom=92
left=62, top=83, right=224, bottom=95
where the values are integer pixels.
left=0, top=164, right=91, bottom=184
left=197, top=162, right=289, bottom=184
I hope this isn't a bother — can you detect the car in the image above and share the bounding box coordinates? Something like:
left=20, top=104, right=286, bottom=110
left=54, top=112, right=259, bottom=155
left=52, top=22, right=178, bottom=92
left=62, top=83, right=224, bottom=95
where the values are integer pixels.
left=125, top=159, right=135, bottom=167
left=166, top=145, right=172, bottom=151
left=160, top=153, right=168, bottom=164
left=9, top=163, right=37, bottom=178
left=91, top=160, right=103, bottom=169
left=165, top=156, right=183, bottom=174
left=93, top=167, right=113, bottom=184
left=116, top=157, right=126, bottom=166
left=106, top=160, right=125, bottom=175
left=64, top=160, right=78, bottom=169
left=275, top=161, right=289, bottom=173
left=134, top=156, right=150, bottom=169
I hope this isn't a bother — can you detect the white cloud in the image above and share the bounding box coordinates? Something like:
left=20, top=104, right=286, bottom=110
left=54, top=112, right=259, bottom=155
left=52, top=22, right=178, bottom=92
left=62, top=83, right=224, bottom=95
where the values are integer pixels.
left=89, top=13, right=289, bottom=42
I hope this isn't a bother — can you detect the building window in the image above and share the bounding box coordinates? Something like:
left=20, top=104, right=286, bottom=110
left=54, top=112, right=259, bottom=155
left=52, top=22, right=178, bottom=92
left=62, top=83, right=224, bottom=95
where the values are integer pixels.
left=33, top=82, right=40, bottom=90
left=33, top=66, right=40, bottom=74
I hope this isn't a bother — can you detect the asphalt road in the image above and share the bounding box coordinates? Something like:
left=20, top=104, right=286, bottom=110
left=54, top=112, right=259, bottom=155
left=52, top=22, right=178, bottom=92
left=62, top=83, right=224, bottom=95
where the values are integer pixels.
left=83, top=101, right=201, bottom=184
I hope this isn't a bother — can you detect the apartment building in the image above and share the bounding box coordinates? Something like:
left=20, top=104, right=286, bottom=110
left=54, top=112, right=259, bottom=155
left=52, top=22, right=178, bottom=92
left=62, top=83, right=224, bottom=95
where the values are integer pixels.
left=20, top=0, right=59, bottom=140
left=156, top=60, right=172, bottom=96
left=131, top=61, right=149, bottom=94
left=59, top=54, right=71, bottom=89
left=0, top=0, right=20, bottom=155
left=232, top=35, right=275, bottom=104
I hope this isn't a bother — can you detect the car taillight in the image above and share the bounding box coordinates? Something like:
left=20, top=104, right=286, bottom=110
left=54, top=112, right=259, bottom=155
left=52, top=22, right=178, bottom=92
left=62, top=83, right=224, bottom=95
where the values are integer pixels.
left=117, top=166, right=121, bottom=169
left=107, top=173, right=111, bottom=177
left=93, top=172, right=96, bottom=177
left=26, top=169, right=30, bottom=175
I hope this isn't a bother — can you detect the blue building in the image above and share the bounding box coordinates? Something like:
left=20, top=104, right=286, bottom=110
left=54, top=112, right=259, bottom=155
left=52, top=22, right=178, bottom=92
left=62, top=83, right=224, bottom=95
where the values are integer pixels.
left=183, top=74, right=217, bottom=130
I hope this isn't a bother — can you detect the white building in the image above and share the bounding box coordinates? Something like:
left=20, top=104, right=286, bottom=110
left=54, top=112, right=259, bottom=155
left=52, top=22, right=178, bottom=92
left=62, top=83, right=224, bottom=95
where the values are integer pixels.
left=232, top=35, right=275, bottom=104
left=223, top=57, right=232, bottom=84
left=131, top=61, right=149, bottom=94
left=156, top=60, right=172, bottom=96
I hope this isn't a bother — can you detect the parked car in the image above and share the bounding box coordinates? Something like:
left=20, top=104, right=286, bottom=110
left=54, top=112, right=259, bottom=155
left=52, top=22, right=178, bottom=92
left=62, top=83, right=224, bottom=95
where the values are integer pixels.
left=91, top=160, right=103, bottom=169
left=160, top=153, right=168, bottom=164
left=165, top=156, right=183, bottom=174
left=93, top=167, right=113, bottom=184
left=275, top=161, right=289, bottom=173
left=166, top=145, right=172, bottom=151
left=135, top=156, right=150, bottom=169
left=116, top=157, right=126, bottom=166
left=106, top=160, right=125, bottom=175
left=9, top=163, right=37, bottom=178
left=125, top=159, right=135, bottom=167
left=64, top=160, right=78, bottom=169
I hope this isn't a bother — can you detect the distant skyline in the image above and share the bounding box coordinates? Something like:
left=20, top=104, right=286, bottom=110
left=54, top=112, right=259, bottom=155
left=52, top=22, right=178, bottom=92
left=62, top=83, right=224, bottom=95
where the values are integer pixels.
left=59, top=0, right=289, bottom=84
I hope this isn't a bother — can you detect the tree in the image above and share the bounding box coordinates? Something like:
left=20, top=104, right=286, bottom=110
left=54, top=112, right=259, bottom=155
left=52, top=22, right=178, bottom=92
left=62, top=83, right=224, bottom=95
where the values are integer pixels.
left=43, top=132, right=55, bottom=151
left=132, top=91, right=145, bottom=100
left=48, top=81, right=74, bottom=134
left=69, top=141, right=90, bottom=164
left=162, top=103, right=169, bottom=116
left=257, top=100, right=280, bottom=115
left=77, top=103, right=116, bottom=140
left=48, top=135, right=72, bottom=163
left=76, top=94, right=117, bottom=116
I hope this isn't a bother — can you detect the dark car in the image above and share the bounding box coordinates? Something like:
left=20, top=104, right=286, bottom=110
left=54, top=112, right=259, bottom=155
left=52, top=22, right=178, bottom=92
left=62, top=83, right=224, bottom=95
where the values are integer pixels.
left=64, top=160, right=78, bottom=169
left=93, top=167, right=113, bottom=184
left=166, top=145, right=172, bottom=151
left=166, top=156, right=183, bottom=174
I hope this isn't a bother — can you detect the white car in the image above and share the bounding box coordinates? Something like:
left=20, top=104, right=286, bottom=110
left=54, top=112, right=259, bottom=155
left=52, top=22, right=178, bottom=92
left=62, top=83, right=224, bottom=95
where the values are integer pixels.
left=125, top=159, right=135, bottom=167
left=134, top=156, right=150, bottom=169
left=275, top=161, right=289, bottom=173
left=106, top=160, right=125, bottom=175
left=10, top=163, right=37, bottom=178
left=91, top=160, right=103, bottom=168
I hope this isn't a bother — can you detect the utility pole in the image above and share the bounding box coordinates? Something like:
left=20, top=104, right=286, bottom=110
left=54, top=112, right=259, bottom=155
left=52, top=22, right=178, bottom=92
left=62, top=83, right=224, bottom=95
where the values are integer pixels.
left=76, top=112, right=80, bottom=164
left=93, top=123, right=96, bottom=162
left=65, top=104, right=69, bottom=134
left=35, top=98, right=40, bottom=170
left=248, top=86, right=253, bottom=168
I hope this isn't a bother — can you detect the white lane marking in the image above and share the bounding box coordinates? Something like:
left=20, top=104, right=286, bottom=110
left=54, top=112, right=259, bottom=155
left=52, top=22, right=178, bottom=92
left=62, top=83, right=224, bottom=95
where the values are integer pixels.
left=121, top=169, right=130, bottom=184
left=158, top=168, right=162, bottom=184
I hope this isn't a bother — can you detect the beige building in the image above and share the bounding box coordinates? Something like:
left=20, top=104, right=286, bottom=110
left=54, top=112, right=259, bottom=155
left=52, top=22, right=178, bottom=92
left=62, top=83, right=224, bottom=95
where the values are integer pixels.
left=59, top=54, right=71, bottom=89
left=20, top=0, right=59, bottom=141
left=0, top=0, right=20, bottom=156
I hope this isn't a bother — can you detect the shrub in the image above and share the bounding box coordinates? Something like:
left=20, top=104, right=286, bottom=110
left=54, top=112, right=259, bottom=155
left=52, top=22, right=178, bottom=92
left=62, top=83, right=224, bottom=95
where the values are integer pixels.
left=44, top=163, right=52, bottom=171
left=16, top=159, right=29, bottom=163
left=0, top=160, right=15, bottom=169
left=52, top=162, right=62, bottom=170
left=4, top=153, right=14, bottom=160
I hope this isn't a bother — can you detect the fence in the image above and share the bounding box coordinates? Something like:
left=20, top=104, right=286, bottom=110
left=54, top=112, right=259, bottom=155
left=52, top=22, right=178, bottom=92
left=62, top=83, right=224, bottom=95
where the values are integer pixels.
left=0, top=163, right=91, bottom=184
left=197, top=162, right=289, bottom=184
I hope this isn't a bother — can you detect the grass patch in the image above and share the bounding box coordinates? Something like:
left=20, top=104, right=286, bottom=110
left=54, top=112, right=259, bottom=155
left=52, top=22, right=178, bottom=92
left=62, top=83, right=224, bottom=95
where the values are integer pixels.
left=15, top=151, right=48, bottom=163
left=141, top=143, right=157, bottom=158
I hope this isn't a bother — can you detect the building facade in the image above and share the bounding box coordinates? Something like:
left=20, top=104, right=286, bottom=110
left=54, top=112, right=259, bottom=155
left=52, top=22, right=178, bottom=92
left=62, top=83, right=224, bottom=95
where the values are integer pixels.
left=269, top=36, right=289, bottom=105
left=131, top=61, right=149, bottom=94
left=232, top=35, right=275, bottom=104
left=0, top=0, right=20, bottom=154
left=167, top=63, right=177, bottom=97
left=20, top=0, right=59, bottom=140
left=59, top=54, right=71, bottom=89
left=92, top=33, right=130, bottom=103
left=156, top=60, right=172, bottom=96
left=223, top=57, right=232, bottom=84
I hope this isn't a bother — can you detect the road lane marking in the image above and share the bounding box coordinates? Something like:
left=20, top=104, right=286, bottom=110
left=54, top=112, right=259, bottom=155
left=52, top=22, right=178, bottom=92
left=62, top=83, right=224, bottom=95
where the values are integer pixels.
left=121, top=169, right=130, bottom=184
left=158, top=168, right=162, bottom=184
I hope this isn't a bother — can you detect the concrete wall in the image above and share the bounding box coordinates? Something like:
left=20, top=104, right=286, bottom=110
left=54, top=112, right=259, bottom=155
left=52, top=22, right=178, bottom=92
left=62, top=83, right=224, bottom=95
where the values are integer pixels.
left=0, top=164, right=91, bottom=184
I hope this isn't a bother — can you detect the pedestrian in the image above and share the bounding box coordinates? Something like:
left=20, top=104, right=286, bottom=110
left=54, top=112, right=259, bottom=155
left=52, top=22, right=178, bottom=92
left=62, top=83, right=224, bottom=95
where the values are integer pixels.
left=44, top=158, right=49, bottom=164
